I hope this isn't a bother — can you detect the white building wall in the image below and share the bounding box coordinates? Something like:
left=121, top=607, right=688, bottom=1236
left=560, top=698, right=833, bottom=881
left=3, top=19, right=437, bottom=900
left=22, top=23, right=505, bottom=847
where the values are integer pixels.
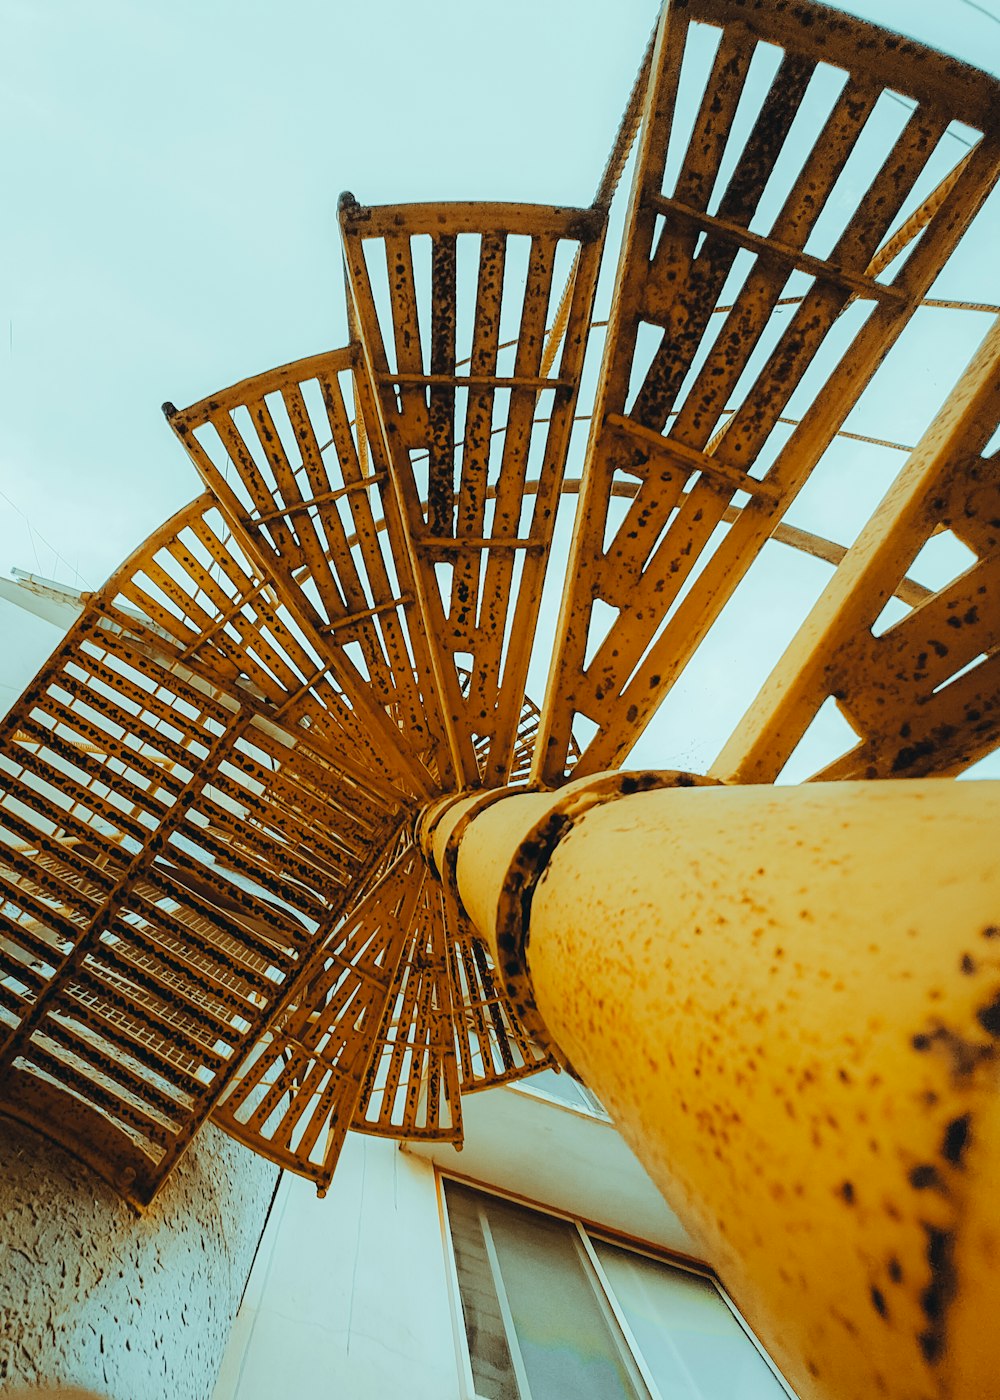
left=412, top=1081, right=696, bottom=1257
left=213, top=1134, right=463, bottom=1400
left=214, top=1083, right=701, bottom=1400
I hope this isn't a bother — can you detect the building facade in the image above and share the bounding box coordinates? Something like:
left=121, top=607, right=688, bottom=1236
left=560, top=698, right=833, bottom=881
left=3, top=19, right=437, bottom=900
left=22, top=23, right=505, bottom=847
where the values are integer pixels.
left=213, top=1072, right=794, bottom=1400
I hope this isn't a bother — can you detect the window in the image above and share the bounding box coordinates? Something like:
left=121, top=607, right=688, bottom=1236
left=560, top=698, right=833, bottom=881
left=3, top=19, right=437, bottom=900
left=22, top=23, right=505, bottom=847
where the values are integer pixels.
left=512, top=1066, right=610, bottom=1120
left=443, top=1180, right=793, bottom=1400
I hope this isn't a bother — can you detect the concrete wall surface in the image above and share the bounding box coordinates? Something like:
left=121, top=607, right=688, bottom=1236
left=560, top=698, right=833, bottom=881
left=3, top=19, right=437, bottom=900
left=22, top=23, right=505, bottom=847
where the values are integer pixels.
left=0, top=1118, right=279, bottom=1400
left=213, top=1135, right=462, bottom=1400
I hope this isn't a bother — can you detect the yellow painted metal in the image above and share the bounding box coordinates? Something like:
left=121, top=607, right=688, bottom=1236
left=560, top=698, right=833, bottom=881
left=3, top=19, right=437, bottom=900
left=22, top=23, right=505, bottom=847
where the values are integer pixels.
left=713, top=314, right=1000, bottom=785
left=2, top=0, right=999, bottom=1222
left=532, top=0, right=1000, bottom=786
left=444, top=776, right=1000, bottom=1400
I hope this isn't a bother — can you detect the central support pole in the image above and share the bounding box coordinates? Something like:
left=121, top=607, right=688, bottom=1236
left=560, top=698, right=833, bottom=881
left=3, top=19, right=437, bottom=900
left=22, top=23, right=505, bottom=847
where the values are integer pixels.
left=421, top=774, right=1000, bottom=1400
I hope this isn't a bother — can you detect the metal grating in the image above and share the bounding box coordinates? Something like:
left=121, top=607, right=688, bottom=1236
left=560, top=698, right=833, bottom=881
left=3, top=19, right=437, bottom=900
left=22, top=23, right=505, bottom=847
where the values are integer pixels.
left=0, top=0, right=997, bottom=1204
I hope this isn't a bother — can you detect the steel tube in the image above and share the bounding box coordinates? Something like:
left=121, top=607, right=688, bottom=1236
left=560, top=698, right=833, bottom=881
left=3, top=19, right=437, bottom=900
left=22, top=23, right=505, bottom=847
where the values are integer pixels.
left=447, top=777, right=1000, bottom=1400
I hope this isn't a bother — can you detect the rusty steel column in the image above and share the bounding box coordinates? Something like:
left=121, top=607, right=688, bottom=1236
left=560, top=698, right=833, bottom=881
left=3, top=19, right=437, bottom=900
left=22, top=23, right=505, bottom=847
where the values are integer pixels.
left=422, top=775, right=1000, bottom=1400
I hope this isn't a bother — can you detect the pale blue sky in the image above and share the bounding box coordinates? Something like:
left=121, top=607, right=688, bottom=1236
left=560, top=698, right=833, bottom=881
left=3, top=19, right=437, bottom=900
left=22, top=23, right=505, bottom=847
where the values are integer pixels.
left=1, top=0, right=998, bottom=772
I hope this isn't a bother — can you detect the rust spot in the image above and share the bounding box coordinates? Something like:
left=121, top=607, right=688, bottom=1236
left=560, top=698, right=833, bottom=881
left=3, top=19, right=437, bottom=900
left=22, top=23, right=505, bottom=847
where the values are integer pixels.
left=910, top=1023, right=994, bottom=1078
left=941, top=1114, right=971, bottom=1166
left=892, top=740, right=938, bottom=773
left=918, top=1330, right=942, bottom=1363
left=909, top=1164, right=941, bottom=1191
left=917, top=1224, right=956, bottom=1361
left=870, top=1285, right=888, bottom=1318
left=976, top=993, right=1000, bottom=1037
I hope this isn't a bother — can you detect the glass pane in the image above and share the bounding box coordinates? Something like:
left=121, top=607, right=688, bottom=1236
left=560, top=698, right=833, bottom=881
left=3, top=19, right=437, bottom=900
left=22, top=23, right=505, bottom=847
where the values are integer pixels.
left=594, top=1241, right=790, bottom=1400
left=521, top=1067, right=588, bottom=1108
left=484, top=1194, right=644, bottom=1400
left=446, top=1184, right=520, bottom=1400
left=520, top=1067, right=606, bottom=1115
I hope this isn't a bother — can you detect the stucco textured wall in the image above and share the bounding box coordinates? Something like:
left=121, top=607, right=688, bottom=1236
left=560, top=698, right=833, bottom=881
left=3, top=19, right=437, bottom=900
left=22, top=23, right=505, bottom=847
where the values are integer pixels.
left=0, top=1118, right=279, bottom=1400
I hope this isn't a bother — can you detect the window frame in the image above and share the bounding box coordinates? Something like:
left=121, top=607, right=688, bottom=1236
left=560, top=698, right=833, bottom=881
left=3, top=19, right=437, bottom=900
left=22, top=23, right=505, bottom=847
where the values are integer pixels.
left=436, top=1169, right=796, bottom=1400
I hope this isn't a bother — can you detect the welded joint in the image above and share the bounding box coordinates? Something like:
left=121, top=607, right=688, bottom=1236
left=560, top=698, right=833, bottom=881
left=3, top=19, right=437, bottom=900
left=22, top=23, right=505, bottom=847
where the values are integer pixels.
left=488, top=771, right=718, bottom=1055
left=415, top=787, right=515, bottom=882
